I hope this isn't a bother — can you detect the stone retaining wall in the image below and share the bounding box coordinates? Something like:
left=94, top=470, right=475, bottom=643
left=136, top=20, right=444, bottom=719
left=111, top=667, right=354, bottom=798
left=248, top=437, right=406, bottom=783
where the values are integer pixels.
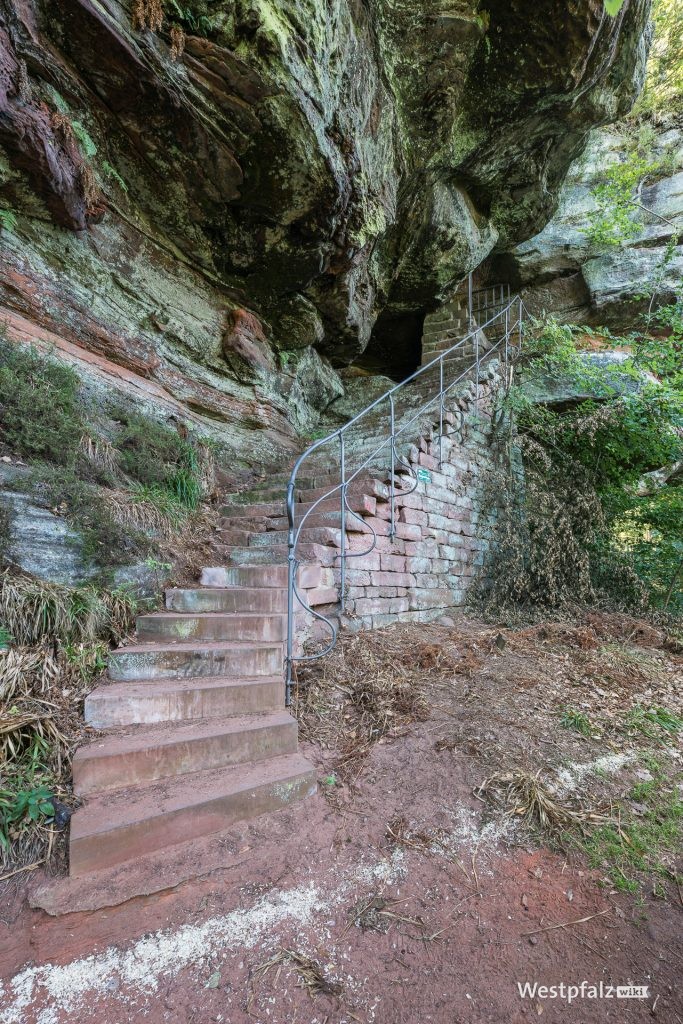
left=297, top=361, right=506, bottom=642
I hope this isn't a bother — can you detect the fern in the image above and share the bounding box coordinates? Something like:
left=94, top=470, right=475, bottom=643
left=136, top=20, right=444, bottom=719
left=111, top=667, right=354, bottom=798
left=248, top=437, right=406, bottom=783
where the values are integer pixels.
left=0, top=209, right=17, bottom=233
left=101, top=160, right=129, bottom=194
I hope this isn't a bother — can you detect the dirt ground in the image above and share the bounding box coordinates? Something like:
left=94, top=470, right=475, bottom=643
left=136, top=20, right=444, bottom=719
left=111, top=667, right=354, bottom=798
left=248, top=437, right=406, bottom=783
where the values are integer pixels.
left=0, top=613, right=681, bottom=1024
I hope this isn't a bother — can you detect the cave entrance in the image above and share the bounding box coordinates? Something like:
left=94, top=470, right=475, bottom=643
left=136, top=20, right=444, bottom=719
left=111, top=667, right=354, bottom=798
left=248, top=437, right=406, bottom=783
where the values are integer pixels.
left=353, top=309, right=425, bottom=382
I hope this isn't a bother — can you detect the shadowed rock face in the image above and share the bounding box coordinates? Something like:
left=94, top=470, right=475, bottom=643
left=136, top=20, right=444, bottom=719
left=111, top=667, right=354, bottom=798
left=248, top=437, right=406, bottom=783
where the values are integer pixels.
left=494, top=127, right=683, bottom=328
left=0, top=0, right=650, bottom=451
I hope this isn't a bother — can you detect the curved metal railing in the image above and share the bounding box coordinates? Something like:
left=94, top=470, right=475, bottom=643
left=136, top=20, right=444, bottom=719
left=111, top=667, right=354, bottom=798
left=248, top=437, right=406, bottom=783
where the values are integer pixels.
left=284, top=285, right=524, bottom=703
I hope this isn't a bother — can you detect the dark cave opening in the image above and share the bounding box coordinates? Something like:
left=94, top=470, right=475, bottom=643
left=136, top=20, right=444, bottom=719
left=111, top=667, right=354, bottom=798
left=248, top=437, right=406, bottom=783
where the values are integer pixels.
left=353, top=309, right=426, bottom=382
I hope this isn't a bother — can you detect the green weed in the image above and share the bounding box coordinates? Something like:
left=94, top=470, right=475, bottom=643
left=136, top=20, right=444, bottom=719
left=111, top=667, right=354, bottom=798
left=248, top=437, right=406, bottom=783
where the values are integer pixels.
left=580, top=757, right=682, bottom=894
left=0, top=337, right=83, bottom=465
left=560, top=708, right=593, bottom=737
left=624, top=705, right=683, bottom=738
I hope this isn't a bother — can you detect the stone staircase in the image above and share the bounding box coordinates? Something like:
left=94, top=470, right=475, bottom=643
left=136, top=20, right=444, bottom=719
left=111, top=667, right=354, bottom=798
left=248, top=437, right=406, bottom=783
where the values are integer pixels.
left=66, top=303, right=502, bottom=886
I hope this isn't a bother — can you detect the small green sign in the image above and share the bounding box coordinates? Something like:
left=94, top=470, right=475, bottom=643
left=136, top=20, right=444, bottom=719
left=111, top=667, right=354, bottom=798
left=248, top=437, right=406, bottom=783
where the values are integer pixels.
left=417, top=468, right=431, bottom=483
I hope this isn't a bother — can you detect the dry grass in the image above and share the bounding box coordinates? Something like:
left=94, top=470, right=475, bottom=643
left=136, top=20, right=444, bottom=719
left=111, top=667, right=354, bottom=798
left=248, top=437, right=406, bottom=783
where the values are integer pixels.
left=475, top=770, right=609, bottom=837
left=0, top=571, right=137, bottom=871
left=0, top=570, right=135, bottom=648
left=131, top=0, right=163, bottom=31
left=79, top=434, right=119, bottom=479
left=107, top=488, right=183, bottom=539
left=249, top=948, right=342, bottom=1010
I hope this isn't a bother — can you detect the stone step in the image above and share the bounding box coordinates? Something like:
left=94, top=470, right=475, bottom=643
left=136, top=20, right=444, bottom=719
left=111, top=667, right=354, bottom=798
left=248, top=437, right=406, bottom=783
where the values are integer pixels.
left=199, top=565, right=289, bottom=588
left=73, top=711, right=298, bottom=796
left=165, top=587, right=287, bottom=613
left=228, top=543, right=336, bottom=566
left=85, top=675, right=284, bottom=728
left=199, top=564, right=324, bottom=589
left=136, top=612, right=287, bottom=643
left=248, top=526, right=341, bottom=548
left=223, top=472, right=340, bottom=506
left=108, top=640, right=283, bottom=681
left=221, top=499, right=286, bottom=519
left=69, top=752, right=317, bottom=876
left=221, top=491, right=376, bottom=525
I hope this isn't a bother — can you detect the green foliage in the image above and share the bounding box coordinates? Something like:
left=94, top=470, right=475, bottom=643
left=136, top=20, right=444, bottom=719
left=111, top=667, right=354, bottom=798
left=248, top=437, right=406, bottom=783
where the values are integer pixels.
left=559, top=708, right=593, bottom=736
left=0, top=208, right=17, bottom=233
left=31, top=466, right=151, bottom=567
left=116, top=412, right=202, bottom=510
left=70, top=120, right=97, bottom=159
left=166, top=0, right=216, bottom=34
left=585, top=153, right=660, bottom=249
left=603, top=0, right=625, bottom=14
left=0, top=337, right=83, bottom=465
left=624, top=705, right=683, bottom=737
left=101, top=160, right=129, bottom=194
left=0, top=501, right=11, bottom=564
left=581, top=757, right=681, bottom=891
left=634, top=300, right=683, bottom=390
left=0, top=784, right=54, bottom=852
left=0, top=338, right=208, bottom=568
left=480, top=317, right=683, bottom=616
left=634, top=0, right=683, bottom=118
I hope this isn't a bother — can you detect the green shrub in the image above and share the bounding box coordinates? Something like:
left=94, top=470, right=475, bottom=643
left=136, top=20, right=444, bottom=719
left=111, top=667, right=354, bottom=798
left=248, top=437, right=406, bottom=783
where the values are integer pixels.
left=479, top=319, right=683, bottom=616
left=116, top=412, right=202, bottom=509
left=0, top=337, right=83, bottom=465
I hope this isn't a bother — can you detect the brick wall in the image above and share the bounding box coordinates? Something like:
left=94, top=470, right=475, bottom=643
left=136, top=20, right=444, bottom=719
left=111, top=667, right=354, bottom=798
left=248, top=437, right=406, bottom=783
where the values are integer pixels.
left=295, top=360, right=505, bottom=645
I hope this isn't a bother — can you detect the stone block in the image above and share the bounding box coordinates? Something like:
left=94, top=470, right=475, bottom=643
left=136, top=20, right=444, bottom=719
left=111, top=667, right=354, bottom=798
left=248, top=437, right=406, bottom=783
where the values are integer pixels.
left=400, top=507, right=429, bottom=527
left=409, top=588, right=452, bottom=610
left=380, top=552, right=406, bottom=573
left=405, top=556, right=431, bottom=573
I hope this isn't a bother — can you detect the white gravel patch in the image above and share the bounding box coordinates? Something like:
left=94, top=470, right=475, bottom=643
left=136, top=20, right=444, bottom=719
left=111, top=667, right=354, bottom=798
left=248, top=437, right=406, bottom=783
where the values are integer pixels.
left=552, top=753, right=635, bottom=797
left=0, top=845, right=417, bottom=1024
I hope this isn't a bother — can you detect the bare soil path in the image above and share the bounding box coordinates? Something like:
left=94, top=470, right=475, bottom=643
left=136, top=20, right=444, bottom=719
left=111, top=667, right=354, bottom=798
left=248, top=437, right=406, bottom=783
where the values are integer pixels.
left=0, top=614, right=681, bottom=1023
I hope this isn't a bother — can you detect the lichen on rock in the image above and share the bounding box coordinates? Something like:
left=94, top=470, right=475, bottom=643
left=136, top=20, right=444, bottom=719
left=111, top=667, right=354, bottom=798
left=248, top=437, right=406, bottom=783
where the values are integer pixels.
left=0, top=0, right=652, bottom=447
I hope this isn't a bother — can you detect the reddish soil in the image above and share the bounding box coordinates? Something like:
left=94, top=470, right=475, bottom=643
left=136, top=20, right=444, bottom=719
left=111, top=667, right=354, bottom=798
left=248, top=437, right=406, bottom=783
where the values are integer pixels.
left=0, top=615, right=681, bottom=1023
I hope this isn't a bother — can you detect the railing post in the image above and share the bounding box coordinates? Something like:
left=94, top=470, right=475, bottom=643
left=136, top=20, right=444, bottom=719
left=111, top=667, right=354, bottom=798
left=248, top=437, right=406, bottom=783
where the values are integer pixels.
left=389, top=393, right=396, bottom=538
left=475, top=328, right=480, bottom=405
left=439, top=356, right=444, bottom=467
left=518, top=295, right=523, bottom=351
left=339, top=432, right=347, bottom=612
left=285, top=479, right=296, bottom=707
left=504, top=303, right=509, bottom=386
left=468, top=271, right=473, bottom=326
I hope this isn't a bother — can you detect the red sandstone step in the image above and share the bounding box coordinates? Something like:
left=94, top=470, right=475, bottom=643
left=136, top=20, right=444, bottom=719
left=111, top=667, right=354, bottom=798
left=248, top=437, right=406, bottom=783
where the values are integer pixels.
left=85, top=675, right=284, bottom=728
left=200, top=565, right=289, bottom=588
left=69, top=752, right=317, bottom=876
left=249, top=526, right=341, bottom=548
left=165, top=587, right=287, bottom=613
left=73, top=711, right=298, bottom=796
left=227, top=543, right=336, bottom=566
left=199, top=564, right=324, bottom=588
left=136, top=612, right=286, bottom=643
left=221, top=500, right=286, bottom=519
left=108, top=640, right=283, bottom=681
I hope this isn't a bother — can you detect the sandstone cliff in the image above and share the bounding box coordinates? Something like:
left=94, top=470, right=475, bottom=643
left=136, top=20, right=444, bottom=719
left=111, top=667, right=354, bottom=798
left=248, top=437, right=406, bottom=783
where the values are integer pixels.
left=0, top=0, right=650, bottom=454
left=499, top=124, right=683, bottom=326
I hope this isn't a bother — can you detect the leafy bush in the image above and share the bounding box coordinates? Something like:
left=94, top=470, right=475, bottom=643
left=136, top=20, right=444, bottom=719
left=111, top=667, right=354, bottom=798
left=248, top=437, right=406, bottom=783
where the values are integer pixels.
left=479, top=319, right=683, bottom=617
left=0, top=337, right=83, bottom=465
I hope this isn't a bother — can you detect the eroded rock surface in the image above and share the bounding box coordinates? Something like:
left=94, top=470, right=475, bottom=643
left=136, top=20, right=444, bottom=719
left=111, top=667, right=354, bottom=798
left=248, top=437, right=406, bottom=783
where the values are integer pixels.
left=499, top=126, right=683, bottom=327
left=0, top=0, right=650, bottom=450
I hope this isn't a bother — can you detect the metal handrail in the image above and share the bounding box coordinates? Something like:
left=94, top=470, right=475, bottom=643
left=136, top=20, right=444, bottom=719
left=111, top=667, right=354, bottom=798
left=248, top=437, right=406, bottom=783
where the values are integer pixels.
left=284, top=287, right=524, bottom=703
